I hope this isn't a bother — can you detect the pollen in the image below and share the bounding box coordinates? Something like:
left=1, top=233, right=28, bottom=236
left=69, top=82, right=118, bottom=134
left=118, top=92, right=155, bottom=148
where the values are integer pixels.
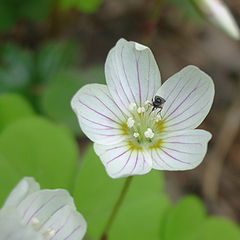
left=149, top=138, right=163, bottom=149
left=127, top=117, right=135, bottom=128
left=155, top=120, right=164, bottom=132
left=144, top=128, right=154, bottom=139
left=121, top=122, right=128, bottom=135
left=128, top=140, right=142, bottom=150
left=133, top=132, right=139, bottom=138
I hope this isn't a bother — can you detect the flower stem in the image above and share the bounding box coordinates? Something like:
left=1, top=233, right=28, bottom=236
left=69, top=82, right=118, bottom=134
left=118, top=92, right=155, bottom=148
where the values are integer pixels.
left=100, top=176, right=133, bottom=240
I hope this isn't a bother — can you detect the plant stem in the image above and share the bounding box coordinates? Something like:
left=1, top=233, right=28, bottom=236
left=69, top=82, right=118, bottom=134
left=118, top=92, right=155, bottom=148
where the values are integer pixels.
left=100, top=176, right=133, bottom=240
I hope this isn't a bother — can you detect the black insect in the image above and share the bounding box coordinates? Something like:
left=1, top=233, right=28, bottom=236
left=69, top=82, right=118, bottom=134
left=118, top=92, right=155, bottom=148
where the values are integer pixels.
left=150, top=95, right=166, bottom=114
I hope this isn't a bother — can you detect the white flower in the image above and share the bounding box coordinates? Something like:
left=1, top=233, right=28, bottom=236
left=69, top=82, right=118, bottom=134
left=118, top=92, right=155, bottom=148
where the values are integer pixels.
left=71, top=38, right=214, bottom=178
left=0, top=177, right=87, bottom=240
left=193, top=0, right=240, bottom=40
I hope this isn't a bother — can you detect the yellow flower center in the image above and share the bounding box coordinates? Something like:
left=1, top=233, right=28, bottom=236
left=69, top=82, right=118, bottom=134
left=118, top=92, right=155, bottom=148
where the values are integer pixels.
left=121, top=102, right=165, bottom=150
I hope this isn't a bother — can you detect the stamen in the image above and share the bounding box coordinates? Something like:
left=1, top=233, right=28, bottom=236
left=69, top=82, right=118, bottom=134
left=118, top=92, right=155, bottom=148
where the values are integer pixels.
left=47, top=229, right=55, bottom=237
left=32, top=217, right=40, bottom=225
left=144, top=128, right=154, bottom=139
left=43, top=228, right=55, bottom=238
left=125, top=98, right=164, bottom=147
left=137, top=107, right=146, bottom=113
left=129, top=103, right=137, bottom=110
left=127, top=117, right=135, bottom=128
left=155, top=115, right=162, bottom=123
left=31, top=217, right=41, bottom=231
left=133, top=132, right=139, bottom=138
left=137, top=107, right=142, bottom=113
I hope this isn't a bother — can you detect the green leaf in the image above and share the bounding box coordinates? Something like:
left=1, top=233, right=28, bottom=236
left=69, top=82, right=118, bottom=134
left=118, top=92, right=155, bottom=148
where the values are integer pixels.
left=36, top=41, right=79, bottom=82
left=60, top=0, right=102, bottom=13
left=0, top=93, right=35, bottom=133
left=196, top=217, right=240, bottom=240
left=75, top=0, right=102, bottom=13
left=0, top=116, right=79, bottom=204
left=0, top=153, right=20, bottom=207
left=161, top=195, right=240, bottom=240
left=74, top=145, right=170, bottom=239
left=40, top=65, right=105, bottom=135
left=108, top=177, right=170, bottom=240
left=19, top=0, right=54, bottom=22
left=0, top=2, right=17, bottom=31
left=40, top=70, right=85, bottom=135
left=0, top=43, right=34, bottom=92
left=73, top=145, right=125, bottom=238
left=161, top=195, right=206, bottom=240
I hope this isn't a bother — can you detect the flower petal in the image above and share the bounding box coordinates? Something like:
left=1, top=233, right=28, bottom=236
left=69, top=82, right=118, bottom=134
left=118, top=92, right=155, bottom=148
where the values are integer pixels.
left=193, top=0, right=240, bottom=40
left=151, top=129, right=212, bottom=170
left=39, top=205, right=87, bottom=240
left=3, top=177, right=40, bottom=208
left=17, top=189, right=75, bottom=227
left=156, top=65, right=214, bottom=131
left=105, top=38, right=161, bottom=113
left=94, top=142, right=152, bottom=178
left=0, top=207, right=42, bottom=240
left=71, top=83, right=127, bottom=145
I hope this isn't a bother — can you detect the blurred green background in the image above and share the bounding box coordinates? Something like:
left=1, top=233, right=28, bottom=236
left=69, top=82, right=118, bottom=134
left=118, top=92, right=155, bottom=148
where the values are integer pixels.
left=0, top=0, right=240, bottom=239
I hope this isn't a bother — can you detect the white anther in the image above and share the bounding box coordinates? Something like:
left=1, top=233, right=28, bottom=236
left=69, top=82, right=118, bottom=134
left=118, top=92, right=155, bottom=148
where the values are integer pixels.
left=47, top=228, right=55, bottom=237
left=133, top=132, right=139, bottom=138
left=31, top=217, right=41, bottom=231
left=155, top=115, right=162, bottom=123
left=137, top=107, right=142, bottom=113
left=144, top=128, right=154, bottom=139
left=127, top=117, right=135, bottom=128
left=43, top=228, right=55, bottom=238
left=32, top=217, right=40, bottom=225
left=129, top=103, right=136, bottom=110
left=137, top=107, right=145, bottom=113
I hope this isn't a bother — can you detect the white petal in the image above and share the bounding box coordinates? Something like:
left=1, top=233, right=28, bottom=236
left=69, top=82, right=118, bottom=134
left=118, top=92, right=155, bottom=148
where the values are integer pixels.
left=71, top=83, right=126, bottom=145
left=156, top=65, right=214, bottom=131
left=3, top=177, right=40, bottom=208
left=152, top=129, right=212, bottom=170
left=94, top=142, right=152, bottom=178
left=105, top=38, right=161, bottom=113
left=195, top=0, right=240, bottom=40
left=17, top=189, right=75, bottom=227
left=39, top=205, right=87, bottom=240
left=0, top=207, right=42, bottom=240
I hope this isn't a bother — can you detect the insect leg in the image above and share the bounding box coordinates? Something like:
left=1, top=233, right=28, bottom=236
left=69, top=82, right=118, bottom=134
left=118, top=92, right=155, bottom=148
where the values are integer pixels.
left=157, top=107, right=163, bottom=119
left=146, top=101, right=153, bottom=112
